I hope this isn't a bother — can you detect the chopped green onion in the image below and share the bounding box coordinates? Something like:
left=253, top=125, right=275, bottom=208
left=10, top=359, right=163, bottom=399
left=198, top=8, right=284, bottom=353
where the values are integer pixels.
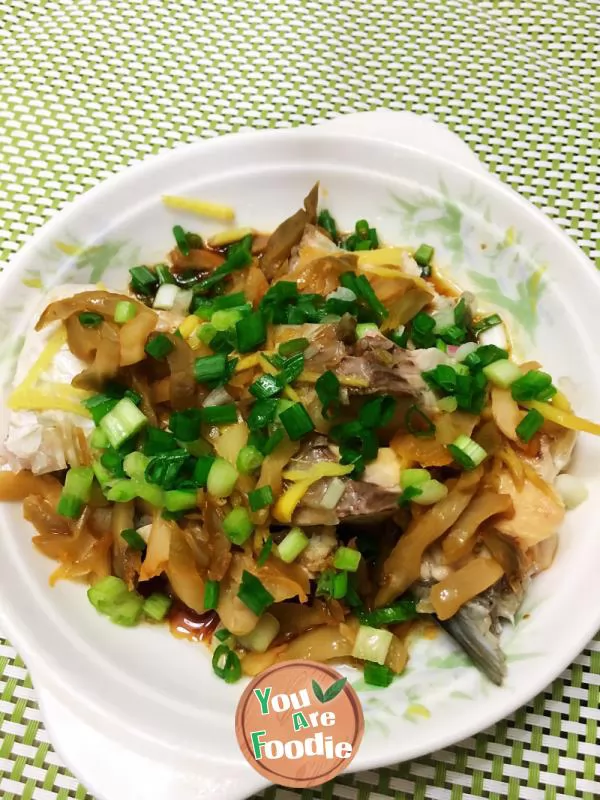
left=206, top=457, right=238, bottom=498
left=153, top=283, right=180, bottom=310
left=315, top=370, right=340, bottom=419
left=410, top=312, right=437, bottom=348
left=145, top=333, right=174, bottom=360
left=114, top=300, right=137, bottom=324
left=143, top=426, right=179, bottom=455
left=200, top=404, right=238, bottom=426
left=144, top=450, right=189, bottom=488
left=238, top=612, right=281, bottom=653
left=57, top=494, right=84, bottom=519
left=121, top=528, right=147, bottom=551
left=204, top=579, right=220, bottom=611
left=193, top=455, right=215, bottom=486
left=352, top=625, right=393, bottom=665
left=316, top=569, right=348, bottom=600
left=196, top=322, right=217, bottom=344
left=155, top=264, right=175, bottom=285
left=437, top=396, right=458, bottom=413
left=237, top=570, right=274, bottom=616
left=129, top=265, right=158, bottom=296
left=173, top=224, right=190, bottom=256
left=356, top=322, right=378, bottom=339
left=412, top=479, right=448, bottom=505
left=483, top=359, right=522, bottom=389
left=57, top=466, right=95, bottom=519
left=111, top=594, right=145, bottom=627
left=414, top=243, right=434, bottom=268
left=194, top=353, right=227, bottom=383
left=92, top=459, right=113, bottom=487
left=281, top=352, right=305, bottom=384
left=250, top=373, right=284, bottom=399
left=90, top=427, right=109, bottom=449
left=279, top=337, right=310, bottom=357
left=223, top=506, right=254, bottom=545
left=516, top=408, right=545, bottom=443
left=333, top=546, right=361, bottom=572
left=212, top=644, right=242, bottom=683
left=215, top=627, right=231, bottom=642
left=359, top=395, right=397, bottom=429
left=263, top=428, right=285, bottom=455
left=248, top=485, right=273, bottom=511
left=317, top=209, right=338, bottom=242
left=211, top=308, right=245, bottom=331
left=247, top=398, right=278, bottom=431
left=364, top=662, right=395, bottom=687
left=105, top=479, right=164, bottom=506
left=164, top=489, right=197, bottom=512
left=236, top=311, right=266, bottom=353
left=358, top=600, right=418, bottom=627
left=143, top=593, right=172, bottom=622
left=237, top=445, right=264, bottom=475
left=398, top=485, right=423, bottom=506
left=277, top=527, right=309, bottom=563
left=400, top=468, right=431, bottom=489
left=511, top=370, right=555, bottom=402
left=279, top=402, right=315, bottom=440
left=169, top=409, right=203, bottom=442
left=448, top=434, right=487, bottom=470
left=405, top=405, right=436, bottom=438
left=257, top=535, right=273, bottom=566
left=122, top=451, right=150, bottom=481
left=355, top=219, right=370, bottom=239
left=87, top=576, right=129, bottom=614
left=79, top=311, right=103, bottom=328
left=464, top=345, right=509, bottom=370
left=354, top=273, right=388, bottom=321
left=214, top=292, right=246, bottom=310
left=472, top=314, right=502, bottom=335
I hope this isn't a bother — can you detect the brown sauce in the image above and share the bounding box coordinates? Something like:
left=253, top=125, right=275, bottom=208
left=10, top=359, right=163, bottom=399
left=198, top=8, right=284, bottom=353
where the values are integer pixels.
left=168, top=604, right=219, bottom=643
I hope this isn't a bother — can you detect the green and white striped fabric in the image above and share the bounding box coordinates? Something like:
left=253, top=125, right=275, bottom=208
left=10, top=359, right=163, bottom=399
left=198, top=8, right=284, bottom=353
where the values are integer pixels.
left=0, top=1, right=598, bottom=799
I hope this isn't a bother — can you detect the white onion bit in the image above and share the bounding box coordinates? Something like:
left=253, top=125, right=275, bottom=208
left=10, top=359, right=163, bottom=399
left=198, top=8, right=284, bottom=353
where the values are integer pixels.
left=554, top=474, right=588, bottom=510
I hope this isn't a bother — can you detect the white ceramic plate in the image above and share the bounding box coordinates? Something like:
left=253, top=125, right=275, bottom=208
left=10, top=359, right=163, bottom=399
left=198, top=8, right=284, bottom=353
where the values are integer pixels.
left=1, top=112, right=600, bottom=800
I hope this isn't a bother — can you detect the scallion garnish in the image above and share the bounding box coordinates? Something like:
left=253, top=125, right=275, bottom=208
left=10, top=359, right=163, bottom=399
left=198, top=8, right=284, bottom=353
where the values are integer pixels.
left=316, top=569, right=348, bottom=600
left=237, top=445, right=264, bottom=475
left=359, top=395, right=397, bottom=429
left=200, top=404, right=238, bottom=426
left=129, top=265, right=158, bottom=296
left=279, top=402, right=315, bottom=441
left=410, top=312, right=437, bottom=348
left=413, top=243, right=434, bottom=277
left=121, top=528, right=147, bottom=551
left=204, top=580, right=220, bottom=611
left=169, top=409, right=203, bottom=442
left=193, top=455, right=215, bottom=486
left=315, top=370, right=340, bottom=419
left=333, top=546, right=361, bottom=572
left=511, top=370, right=556, bottom=402
left=114, top=300, right=137, bottom=324
left=358, top=600, right=418, bottom=627
left=263, top=427, right=285, bottom=455
left=143, top=593, right=172, bottom=622
left=212, top=644, right=242, bottom=683
left=163, top=489, right=197, bottom=512
left=317, top=209, right=338, bottom=242
left=250, top=373, right=284, bottom=399
left=206, top=457, right=238, bottom=498
left=237, top=570, right=274, bottom=616
left=99, top=397, right=148, bottom=449
left=398, top=484, right=423, bottom=506
left=281, top=352, right=305, bottom=384
left=236, top=311, right=266, bottom=353
left=247, top=398, right=278, bottom=431
left=516, top=408, right=545, bottom=443
left=248, top=485, right=274, bottom=511
left=78, top=311, right=103, bottom=328
left=173, top=224, right=190, bottom=256
left=57, top=466, right=94, bottom=519
left=447, top=434, right=487, bottom=470
left=277, top=527, right=309, bottom=563
left=278, top=337, right=310, bottom=357
left=364, top=662, right=395, bottom=687
left=257, top=535, right=273, bottom=567
left=144, top=449, right=189, bottom=489
left=223, top=507, right=254, bottom=545
left=145, top=333, right=175, bottom=360
left=194, top=353, right=227, bottom=383
left=143, top=426, right=179, bottom=455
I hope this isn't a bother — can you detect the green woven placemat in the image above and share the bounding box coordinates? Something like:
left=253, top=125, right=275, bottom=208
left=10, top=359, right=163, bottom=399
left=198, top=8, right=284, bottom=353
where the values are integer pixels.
left=0, top=1, right=598, bottom=798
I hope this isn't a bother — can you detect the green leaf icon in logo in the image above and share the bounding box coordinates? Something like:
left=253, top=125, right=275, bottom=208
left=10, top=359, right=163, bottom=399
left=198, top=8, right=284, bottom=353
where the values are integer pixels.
left=312, top=676, right=347, bottom=704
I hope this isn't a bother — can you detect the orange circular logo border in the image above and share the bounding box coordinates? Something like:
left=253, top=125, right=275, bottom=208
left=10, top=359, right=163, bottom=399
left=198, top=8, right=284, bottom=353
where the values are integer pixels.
left=235, top=659, right=364, bottom=788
